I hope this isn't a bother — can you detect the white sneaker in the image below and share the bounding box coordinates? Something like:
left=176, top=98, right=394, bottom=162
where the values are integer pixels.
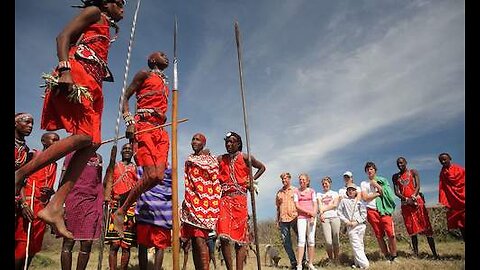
left=296, top=265, right=303, bottom=270
left=307, top=264, right=317, bottom=270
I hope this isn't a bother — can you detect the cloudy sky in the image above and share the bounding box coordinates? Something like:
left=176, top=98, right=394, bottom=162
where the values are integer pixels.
left=15, top=0, right=465, bottom=221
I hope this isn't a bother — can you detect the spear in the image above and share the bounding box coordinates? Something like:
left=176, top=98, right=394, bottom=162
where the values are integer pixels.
left=98, top=0, right=143, bottom=268
left=100, top=118, right=189, bottom=145
left=234, top=21, right=262, bottom=270
left=23, top=181, right=36, bottom=270
left=171, top=15, right=180, bottom=270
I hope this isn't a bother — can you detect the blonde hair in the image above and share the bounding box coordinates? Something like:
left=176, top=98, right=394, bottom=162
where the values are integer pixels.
left=321, top=176, right=332, bottom=184
left=298, top=173, right=311, bottom=187
left=280, top=172, right=291, bottom=179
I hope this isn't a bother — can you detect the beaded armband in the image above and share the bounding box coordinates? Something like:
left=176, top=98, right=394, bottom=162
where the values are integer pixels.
left=123, top=112, right=135, bottom=126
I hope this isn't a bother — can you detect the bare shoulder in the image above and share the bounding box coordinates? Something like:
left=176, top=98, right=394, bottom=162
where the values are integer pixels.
left=135, top=69, right=150, bottom=79
left=79, top=5, right=102, bottom=21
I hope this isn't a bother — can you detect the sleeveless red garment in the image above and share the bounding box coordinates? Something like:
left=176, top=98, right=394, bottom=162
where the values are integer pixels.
left=134, top=72, right=170, bottom=166
left=395, top=169, right=433, bottom=236
left=216, top=153, right=250, bottom=244
left=41, top=15, right=112, bottom=144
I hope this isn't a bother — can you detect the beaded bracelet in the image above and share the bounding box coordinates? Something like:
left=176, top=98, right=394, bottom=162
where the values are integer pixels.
left=58, top=60, right=71, bottom=72
left=20, top=201, right=29, bottom=209
left=123, top=112, right=135, bottom=126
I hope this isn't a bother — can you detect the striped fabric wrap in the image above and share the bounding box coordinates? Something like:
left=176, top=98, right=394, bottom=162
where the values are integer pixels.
left=135, top=168, right=172, bottom=229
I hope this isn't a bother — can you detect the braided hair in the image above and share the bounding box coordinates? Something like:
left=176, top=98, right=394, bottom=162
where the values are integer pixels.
left=71, top=0, right=123, bottom=40
left=72, top=0, right=125, bottom=8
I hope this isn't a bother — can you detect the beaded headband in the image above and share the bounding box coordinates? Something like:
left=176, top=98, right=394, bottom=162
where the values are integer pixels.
left=15, top=113, right=33, bottom=122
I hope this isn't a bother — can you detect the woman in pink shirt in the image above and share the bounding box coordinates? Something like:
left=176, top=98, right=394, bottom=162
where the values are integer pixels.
left=293, top=173, right=318, bottom=270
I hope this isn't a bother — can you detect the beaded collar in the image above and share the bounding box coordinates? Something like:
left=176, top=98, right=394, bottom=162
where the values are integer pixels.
left=150, top=69, right=169, bottom=85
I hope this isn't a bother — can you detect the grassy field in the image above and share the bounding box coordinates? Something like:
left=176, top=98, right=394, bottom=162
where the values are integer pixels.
left=29, top=232, right=464, bottom=270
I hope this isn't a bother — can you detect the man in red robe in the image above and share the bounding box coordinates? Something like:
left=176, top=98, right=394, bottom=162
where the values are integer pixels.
left=438, top=152, right=465, bottom=241
left=15, top=0, right=125, bottom=239
left=104, top=143, right=139, bottom=270
left=181, top=133, right=221, bottom=269
left=392, top=157, right=438, bottom=258
left=216, top=131, right=266, bottom=270
left=113, top=51, right=171, bottom=236
left=15, top=132, right=60, bottom=270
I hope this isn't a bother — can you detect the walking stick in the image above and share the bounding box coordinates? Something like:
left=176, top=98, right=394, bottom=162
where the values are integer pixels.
left=171, top=16, right=180, bottom=270
left=97, top=0, right=143, bottom=269
left=24, top=180, right=36, bottom=270
left=234, top=21, right=262, bottom=270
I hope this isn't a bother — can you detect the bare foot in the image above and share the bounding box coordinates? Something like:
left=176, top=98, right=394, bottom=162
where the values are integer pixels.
left=113, top=209, right=125, bottom=238
left=38, top=205, right=74, bottom=239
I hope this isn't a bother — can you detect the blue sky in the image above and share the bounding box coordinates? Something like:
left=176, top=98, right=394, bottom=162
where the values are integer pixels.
left=15, top=0, right=465, bottom=221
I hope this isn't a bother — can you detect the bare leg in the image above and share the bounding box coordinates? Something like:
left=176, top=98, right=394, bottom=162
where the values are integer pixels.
left=220, top=239, right=234, bottom=270
left=307, top=245, right=315, bottom=266
left=109, top=243, right=120, bottom=270
left=154, top=248, right=165, bottom=270
left=61, top=238, right=75, bottom=270
left=209, top=243, right=217, bottom=270
left=113, top=164, right=165, bottom=237
left=14, top=259, right=24, bottom=270
left=192, top=237, right=210, bottom=270
left=15, top=134, right=92, bottom=194
left=181, top=240, right=189, bottom=270
left=235, top=244, right=247, bottom=270
left=138, top=245, right=148, bottom=270
left=297, top=245, right=305, bottom=268
left=38, top=142, right=98, bottom=239
left=76, top=240, right=93, bottom=270
left=411, top=235, right=419, bottom=256
left=426, top=236, right=439, bottom=258
left=120, top=247, right=131, bottom=270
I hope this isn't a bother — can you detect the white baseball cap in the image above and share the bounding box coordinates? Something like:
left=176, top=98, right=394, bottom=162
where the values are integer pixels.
left=343, top=171, right=353, bottom=177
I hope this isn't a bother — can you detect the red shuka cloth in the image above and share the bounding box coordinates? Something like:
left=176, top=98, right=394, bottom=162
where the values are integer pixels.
left=394, top=169, right=433, bottom=236
left=217, top=153, right=250, bottom=244
left=439, top=163, right=465, bottom=229
left=134, top=73, right=170, bottom=166
left=41, top=16, right=111, bottom=144
left=15, top=150, right=57, bottom=259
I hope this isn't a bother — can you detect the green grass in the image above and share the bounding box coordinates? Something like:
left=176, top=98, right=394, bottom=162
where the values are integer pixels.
left=30, top=233, right=464, bottom=269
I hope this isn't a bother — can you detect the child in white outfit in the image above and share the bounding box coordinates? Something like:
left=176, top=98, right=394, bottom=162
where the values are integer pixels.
left=337, top=183, right=369, bottom=269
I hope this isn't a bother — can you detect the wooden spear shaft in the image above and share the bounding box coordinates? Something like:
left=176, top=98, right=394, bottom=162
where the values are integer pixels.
left=171, top=15, right=180, bottom=270
left=100, top=118, right=188, bottom=145
left=234, top=21, right=262, bottom=270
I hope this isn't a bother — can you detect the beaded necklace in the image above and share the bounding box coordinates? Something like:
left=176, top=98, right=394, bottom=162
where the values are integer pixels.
left=15, top=138, right=28, bottom=169
left=398, top=170, right=411, bottom=186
